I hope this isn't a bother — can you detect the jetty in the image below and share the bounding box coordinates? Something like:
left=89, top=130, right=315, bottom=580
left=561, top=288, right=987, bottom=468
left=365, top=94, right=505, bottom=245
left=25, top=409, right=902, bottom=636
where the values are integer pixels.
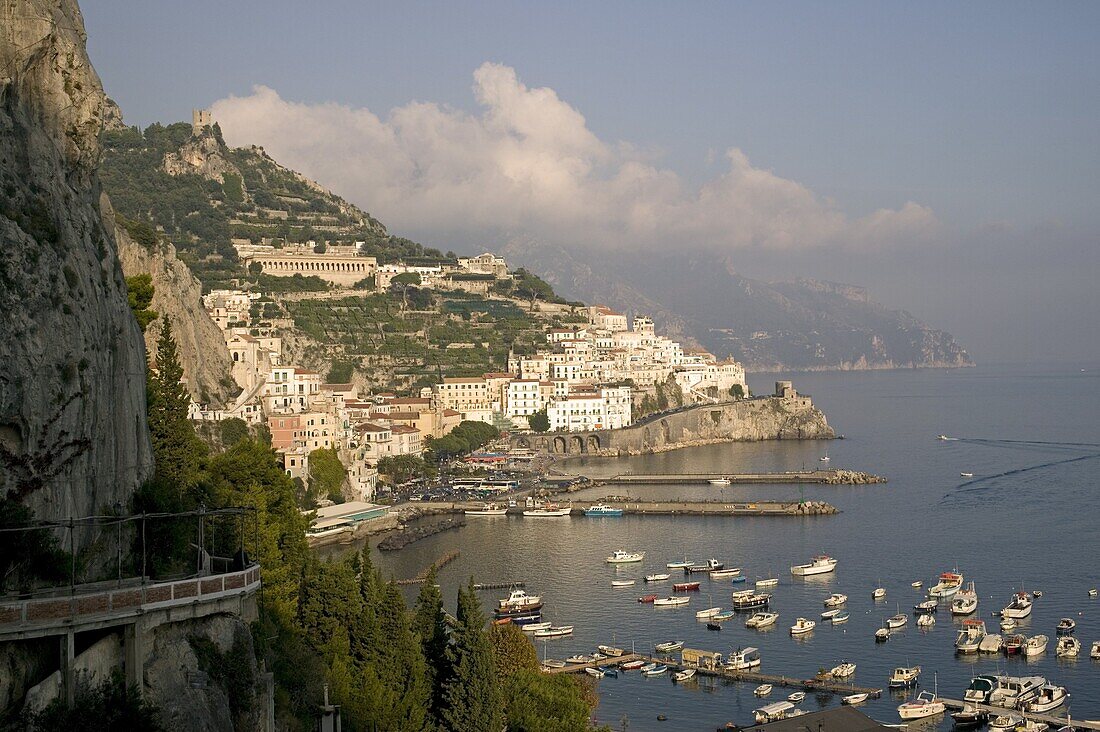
left=599, top=469, right=885, bottom=485
left=939, top=697, right=1100, bottom=731
left=419, top=499, right=837, bottom=517
left=394, top=551, right=460, bottom=585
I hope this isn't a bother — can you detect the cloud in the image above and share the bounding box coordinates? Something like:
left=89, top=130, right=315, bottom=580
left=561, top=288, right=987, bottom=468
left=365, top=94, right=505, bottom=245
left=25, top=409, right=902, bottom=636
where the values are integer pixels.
left=211, top=62, right=936, bottom=252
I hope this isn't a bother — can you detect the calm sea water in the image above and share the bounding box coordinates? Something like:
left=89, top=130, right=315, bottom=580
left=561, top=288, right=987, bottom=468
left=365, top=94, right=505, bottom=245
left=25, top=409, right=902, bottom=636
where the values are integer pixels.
left=357, top=363, right=1100, bottom=730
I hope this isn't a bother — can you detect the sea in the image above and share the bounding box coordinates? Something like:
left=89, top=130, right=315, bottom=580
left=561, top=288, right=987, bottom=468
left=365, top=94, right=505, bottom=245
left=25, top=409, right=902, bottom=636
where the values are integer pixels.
left=348, top=363, right=1100, bottom=730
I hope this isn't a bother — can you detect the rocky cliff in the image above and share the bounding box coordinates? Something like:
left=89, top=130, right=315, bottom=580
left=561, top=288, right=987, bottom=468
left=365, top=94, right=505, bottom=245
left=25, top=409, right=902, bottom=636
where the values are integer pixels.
left=0, top=0, right=151, bottom=519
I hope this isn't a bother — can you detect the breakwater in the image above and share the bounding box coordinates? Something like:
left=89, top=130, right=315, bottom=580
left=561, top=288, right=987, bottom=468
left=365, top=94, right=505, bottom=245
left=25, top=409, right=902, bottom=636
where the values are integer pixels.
left=377, top=517, right=465, bottom=551
left=592, top=469, right=885, bottom=486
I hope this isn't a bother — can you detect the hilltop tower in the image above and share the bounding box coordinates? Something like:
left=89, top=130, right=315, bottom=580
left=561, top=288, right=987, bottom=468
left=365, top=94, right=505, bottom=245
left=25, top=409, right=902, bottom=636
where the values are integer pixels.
left=192, top=108, right=212, bottom=132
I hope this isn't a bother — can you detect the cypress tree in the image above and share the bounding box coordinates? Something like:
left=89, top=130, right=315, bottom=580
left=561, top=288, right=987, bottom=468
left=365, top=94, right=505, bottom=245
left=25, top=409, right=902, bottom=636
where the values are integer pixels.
left=414, top=565, right=451, bottom=723
left=440, top=579, right=503, bottom=732
left=146, top=319, right=206, bottom=491
left=372, top=581, right=431, bottom=730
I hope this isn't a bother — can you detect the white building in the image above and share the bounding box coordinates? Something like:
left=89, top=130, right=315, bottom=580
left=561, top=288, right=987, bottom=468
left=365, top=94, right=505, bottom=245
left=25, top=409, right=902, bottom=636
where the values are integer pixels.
left=547, top=386, right=632, bottom=432
left=262, top=367, right=321, bottom=414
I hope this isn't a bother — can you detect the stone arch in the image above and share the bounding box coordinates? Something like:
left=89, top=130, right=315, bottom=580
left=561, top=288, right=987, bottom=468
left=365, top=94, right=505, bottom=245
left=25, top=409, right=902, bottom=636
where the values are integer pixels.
left=660, top=419, right=671, bottom=444
left=587, top=434, right=600, bottom=453
left=552, top=436, right=567, bottom=454
left=535, top=437, right=549, bottom=453
left=515, top=436, right=531, bottom=449
left=570, top=435, right=584, bottom=454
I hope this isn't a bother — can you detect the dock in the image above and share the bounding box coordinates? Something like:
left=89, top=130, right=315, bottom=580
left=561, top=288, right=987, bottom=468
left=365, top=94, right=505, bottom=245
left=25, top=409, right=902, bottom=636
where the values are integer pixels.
left=569, top=499, right=837, bottom=516
left=600, top=470, right=885, bottom=485
left=940, top=697, right=1100, bottom=731
left=394, top=550, right=460, bottom=585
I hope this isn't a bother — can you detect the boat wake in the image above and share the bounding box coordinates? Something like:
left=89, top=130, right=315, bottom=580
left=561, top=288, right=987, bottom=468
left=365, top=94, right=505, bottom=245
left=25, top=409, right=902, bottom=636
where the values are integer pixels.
left=940, top=451, right=1100, bottom=504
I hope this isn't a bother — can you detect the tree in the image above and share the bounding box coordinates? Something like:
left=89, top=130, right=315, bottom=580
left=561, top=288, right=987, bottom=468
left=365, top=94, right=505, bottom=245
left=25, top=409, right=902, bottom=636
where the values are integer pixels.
left=390, top=272, right=422, bottom=314
left=307, top=448, right=347, bottom=503
left=501, top=671, right=595, bottom=732
left=377, top=454, right=433, bottom=484
left=146, top=320, right=206, bottom=492
left=27, top=671, right=164, bottom=731
left=729, top=384, right=745, bottom=399
left=441, top=579, right=503, bottom=732
left=488, top=623, right=537, bottom=679
left=414, top=566, right=451, bottom=724
left=217, top=417, right=250, bottom=447
left=528, top=409, right=550, bottom=433
left=125, top=274, right=157, bottom=330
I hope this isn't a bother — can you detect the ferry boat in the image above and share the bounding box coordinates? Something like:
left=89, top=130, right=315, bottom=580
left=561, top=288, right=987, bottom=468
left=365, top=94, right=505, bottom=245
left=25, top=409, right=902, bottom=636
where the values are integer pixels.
left=952, top=582, right=979, bottom=615
left=897, top=690, right=945, bottom=720
left=987, top=675, right=1046, bottom=708
left=789, top=617, right=816, bottom=635
left=708, top=477, right=731, bottom=486
left=790, top=555, right=837, bottom=576
left=1056, top=617, right=1076, bottom=635
left=464, top=502, right=508, bottom=515
left=584, top=503, right=623, bottom=517
left=685, top=558, right=724, bottom=574
left=1023, top=634, right=1048, bottom=656
left=495, top=589, right=543, bottom=616
left=731, top=592, right=771, bottom=610
left=823, top=593, right=848, bottom=608
left=673, top=581, right=701, bottom=592
left=1026, top=684, right=1069, bottom=713
left=606, top=550, right=645, bottom=563
left=654, top=640, right=684, bottom=653
left=653, top=596, right=689, bottom=607
left=1001, top=591, right=1033, bottom=619
left=928, top=571, right=964, bottom=598
left=889, top=666, right=921, bottom=688
left=644, top=573, right=670, bottom=582
left=1055, top=636, right=1080, bottom=658
left=533, top=625, right=573, bottom=638
left=745, top=612, right=779, bottom=629
left=522, top=504, right=571, bottom=517
left=727, top=646, right=761, bottom=670
left=831, top=662, right=856, bottom=678
left=955, top=619, right=986, bottom=654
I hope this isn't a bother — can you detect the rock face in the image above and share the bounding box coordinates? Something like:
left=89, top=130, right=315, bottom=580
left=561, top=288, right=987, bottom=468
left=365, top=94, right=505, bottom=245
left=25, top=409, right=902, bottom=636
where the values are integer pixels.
left=161, top=127, right=241, bottom=183
left=0, top=0, right=152, bottom=519
left=112, top=202, right=238, bottom=408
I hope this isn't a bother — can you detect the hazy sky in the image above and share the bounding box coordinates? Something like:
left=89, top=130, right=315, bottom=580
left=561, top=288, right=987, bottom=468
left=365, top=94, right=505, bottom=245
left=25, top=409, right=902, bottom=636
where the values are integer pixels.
left=84, top=1, right=1100, bottom=363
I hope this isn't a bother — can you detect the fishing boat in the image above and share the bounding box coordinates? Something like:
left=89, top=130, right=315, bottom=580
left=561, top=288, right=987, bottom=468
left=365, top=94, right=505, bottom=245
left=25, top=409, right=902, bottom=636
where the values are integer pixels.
left=753, top=701, right=793, bottom=724
left=696, top=607, right=722, bottom=619
left=510, top=614, right=545, bottom=626
left=831, top=662, right=856, bottom=678
left=566, top=654, right=593, bottom=664
left=963, top=675, right=1001, bottom=703
left=597, top=644, right=625, bottom=657
left=1056, top=617, right=1077, bottom=635
left=987, top=675, right=1046, bottom=708
left=519, top=622, right=552, bottom=633
left=887, top=613, right=908, bottom=629
left=584, top=503, right=623, bottom=517
left=611, top=579, right=635, bottom=587
left=464, top=502, right=508, bottom=515
left=842, top=693, right=869, bottom=705
left=988, top=714, right=1024, bottom=731
left=916, top=613, right=935, bottom=628
left=666, top=558, right=694, bottom=569
left=745, top=612, right=779, bottom=629
left=1000, top=617, right=1017, bottom=632
left=1024, top=634, right=1049, bottom=656
left=653, top=596, right=689, bottom=607
left=637, top=594, right=657, bottom=603
left=654, top=640, right=684, bottom=653
left=1003, top=634, right=1026, bottom=655
left=1092, top=640, right=1100, bottom=659
left=685, top=558, right=724, bottom=574
left=1002, top=591, right=1034, bottom=619
left=644, top=573, right=670, bottom=582
left=823, top=593, right=848, bottom=608
left=952, top=582, right=979, bottom=615
left=1026, top=684, right=1069, bottom=713
left=897, top=689, right=945, bottom=720
left=872, top=587, right=886, bottom=599
left=673, top=668, right=697, bottom=682
left=709, top=567, right=742, bottom=579
left=789, top=617, right=816, bottom=635
left=620, top=659, right=645, bottom=670
left=956, top=620, right=986, bottom=654
left=606, top=550, right=645, bottom=564
left=673, top=581, right=701, bottom=592
left=754, top=684, right=773, bottom=697
left=731, top=592, right=771, bottom=610
left=1056, top=636, right=1081, bottom=658
left=495, top=589, right=543, bottom=616
left=951, top=703, right=989, bottom=729
left=533, top=625, right=574, bottom=638
left=928, top=571, right=964, bottom=598
left=831, top=611, right=850, bottom=625
left=889, top=667, right=921, bottom=689
left=790, top=555, right=837, bottom=576
left=728, top=574, right=747, bottom=584
left=787, top=691, right=806, bottom=703
left=708, top=477, right=731, bottom=486
left=875, top=627, right=890, bottom=642
left=914, top=599, right=938, bottom=614
left=727, top=646, right=762, bottom=670
left=522, top=504, right=571, bottom=517
left=756, top=576, right=779, bottom=588
left=642, top=664, right=668, bottom=676
left=979, top=633, right=1004, bottom=653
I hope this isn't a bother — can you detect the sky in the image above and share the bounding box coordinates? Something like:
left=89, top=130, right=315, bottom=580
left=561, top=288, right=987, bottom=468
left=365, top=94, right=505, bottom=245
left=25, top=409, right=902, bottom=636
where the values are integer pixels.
left=83, top=1, right=1100, bottom=363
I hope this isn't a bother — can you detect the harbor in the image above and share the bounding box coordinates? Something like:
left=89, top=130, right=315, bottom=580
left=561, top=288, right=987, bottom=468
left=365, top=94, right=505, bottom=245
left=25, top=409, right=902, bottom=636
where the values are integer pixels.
left=592, top=469, right=886, bottom=486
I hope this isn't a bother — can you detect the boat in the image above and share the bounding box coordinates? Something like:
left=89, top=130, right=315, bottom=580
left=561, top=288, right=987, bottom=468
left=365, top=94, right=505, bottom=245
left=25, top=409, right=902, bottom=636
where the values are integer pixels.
left=522, top=504, right=571, bottom=517
left=1024, top=634, right=1049, bottom=656
left=495, top=589, right=543, bottom=616
left=979, top=633, right=1004, bottom=653
left=1004, top=634, right=1026, bottom=655
left=673, top=668, right=697, bottom=682
left=952, top=582, right=979, bottom=615
left=709, top=567, right=742, bottom=579
left=585, top=667, right=605, bottom=678
left=745, top=612, right=779, bottom=629
left=756, top=576, right=779, bottom=588
left=819, top=451, right=830, bottom=462
left=1056, top=636, right=1081, bottom=658
left=1092, top=640, right=1100, bottom=659
left=873, top=587, right=887, bottom=599
left=510, top=614, right=546, bottom=626
left=952, top=703, right=989, bottom=728
left=727, top=646, right=762, bottom=670
left=1002, top=591, right=1034, bottom=619
left=465, top=502, right=508, bottom=515
left=706, top=621, right=722, bottom=631
left=713, top=610, right=735, bottom=621
left=654, top=640, right=684, bottom=653
left=1033, top=590, right=1043, bottom=598
left=916, top=613, right=935, bottom=627
left=519, top=622, right=552, bottom=633
left=787, top=691, right=805, bottom=703
left=696, top=607, right=722, bottom=619
left=824, top=593, right=848, bottom=608
left=960, top=472, right=974, bottom=477
left=889, top=666, right=921, bottom=688
left=1000, top=616, right=1018, bottom=632
left=831, top=662, right=856, bottom=678
left=653, top=596, right=689, bottom=607
left=637, top=594, right=657, bottom=603
left=875, top=627, right=890, bottom=642
left=611, top=579, right=635, bottom=587
left=1017, top=721, right=1049, bottom=732
left=708, top=478, right=731, bottom=486
left=1090, top=588, right=1098, bottom=598
left=541, top=658, right=566, bottom=669
left=914, top=599, right=938, bottom=614
left=728, top=574, right=747, bottom=584
left=911, top=580, right=923, bottom=588
left=606, top=550, right=644, bottom=564
left=1026, top=684, right=1069, bottom=713
left=821, top=608, right=842, bottom=619
left=731, top=592, right=771, bottom=610
left=955, top=619, right=986, bottom=654
left=963, top=675, right=1001, bottom=703
left=597, top=645, right=625, bottom=657
left=887, top=613, right=908, bottom=629
left=790, top=617, right=816, bottom=635
left=642, top=664, right=667, bottom=676
left=1056, top=617, right=1076, bottom=635
left=831, top=611, right=850, bottom=625
left=790, top=555, right=837, bottom=576
left=989, top=714, right=1025, bottom=731
left=666, top=558, right=694, bottom=569
left=533, top=625, right=574, bottom=638
left=673, top=581, right=701, bottom=592
left=685, top=558, right=724, bottom=574
left=928, top=571, right=964, bottom=598
left=987, top=675, right=1047, bottom=708
left=897, top=690, right=946, bottom=720
left=566, top=654, right=593, bottom=664
left=644, top=573, right=671, bottom=582
left=584, top=503, right=623, bottom=517
left=753, top=701, right=794, bottom=724
left=843, top=693, right=869, bottom=705
left=754, top=684, right=773, bottom=697
left=597, top=666, right=618, bottom=678
left=620, top=659, right=645, bottom=670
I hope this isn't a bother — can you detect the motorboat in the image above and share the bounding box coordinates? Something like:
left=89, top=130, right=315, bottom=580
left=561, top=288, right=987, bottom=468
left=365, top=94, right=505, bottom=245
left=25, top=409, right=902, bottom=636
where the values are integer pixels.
left=522, top=504, right=571, bottom=517
left=787, top=691, right=806, bottom=703
left=707, top=621, right=723, bottom=631
left=916, top=613, right=935, bottom=628
left=611, top=579, right=635, bottom=587
left=709, top=567, right=742, bottom=579
left=637, top=594, right=657, bottom=603
left=831, top=662, right=856, bottom=678
left=666, top=558, right=694, bottom=569
left=790, top=617, right=816, bottom=635
left=620, top=659, right=645, bottom=670
left=951, top=703, right=989, bottom=729
left=1026, top=684, right=1069, bottom=713
left=533, top=625, right=574, bottom=638
left=1056, top=636, right=1081, bottom=658
left=1001, top=617, right=1018, bottom=632
left=1024, top=634, right=1048, bottom=656
left=842, top=693, right=869, bottom=705
left=1092, top=640, right=1100, bottom=659
left=653, top=596, right=689, bottom=607
left=731, top=592, right=771, bottom=610
left=673, top=581, right=701, bottom=592
left=606, top=550, right=644, bottom=564
left=963, top=675, right=1001, bottom=703
left=911, top=580, right=923, bottom=588
left=875, top=627, right=890, bottom=642
left=1033, top=590, right=1043, bottom=598
left=989, top=715, right=1024, bottom=731
left=495, top=589, right=543, bottom=616
left=745, top=612, right=779, bottom=629
left=914, top=599, right=938, bottom=614
left=519, top=622, right=552, bottom=633
left=754, top=684, right=773, bottom=697
left=1004, top=634, right=1026, bottom=655
left=695, top=607, right=722, bottom=619
left=510, top=614, right=545, bottom=626
left=597, top=645, right=625, bottom=657
left=952, top=582, right=979, bottom=615
left=644, top=573, right=671, bottom=582
left=566, top=654, right=593, bottom=664
left=585, top=667, right=606, bottom=678
left=642, top=664, right=667, bottom=676
left=731, top=588, right=754, bottom=598
left=821, top=608, right=842, bottom=620
left=960, top=472, right=974, bottom=477
left=888, top=666, right=921, bottom=688
left=987, top=675, right=1047, bottom=708
left=597, top=666, right=618, bottom=678
left=819, top=452, right=830, bottom=462
left=872, top=587, right=886, bottom=599
left=465, top=502, right=508, bottom=515
left=713, top=610, right=735, bottom=622
left=1090, top=588, right=1098, bottom=598
left=928, top=571, right=964, bottom=598
left=757, top=576, right=779, bottom=588
left=824, top=593, right=848, bottom=608
left=728, top=574, right=747, bottom=584
left=1056, top=617, right=1076, bottom=635
left=753, top=701, right=794, bottom=724
left=897, top=690, right=945, bottom=720
left=673, top=668, right=696, bottom=682
left=708, top=478, right=731, bottom=486
left=685, top=558, right=724, bottom=574
left=790, top=555, right=837, bottom=576
left=584, top=503, right=623, bottom=517
left=1017, top=721, right=1049, bottom=732
left=727, top=646, right=762, bottom=670
left=541, top=658, right=566, bottom=669
left=654, top=640, right=684, bottom=653
left=1002, top=591, right=1034, bottom=619
left=955, top=619, right=986, bottom=654
left=831, top=612, right=850, bottom=625
left=887, top=613, right=908, bottom=629
left=979, top=633, right=1004, bottom=653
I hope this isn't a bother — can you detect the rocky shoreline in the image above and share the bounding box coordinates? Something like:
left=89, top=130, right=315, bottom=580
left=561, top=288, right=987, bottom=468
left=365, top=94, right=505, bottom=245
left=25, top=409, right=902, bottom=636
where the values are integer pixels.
left=377, top=517, right=465, bottom=551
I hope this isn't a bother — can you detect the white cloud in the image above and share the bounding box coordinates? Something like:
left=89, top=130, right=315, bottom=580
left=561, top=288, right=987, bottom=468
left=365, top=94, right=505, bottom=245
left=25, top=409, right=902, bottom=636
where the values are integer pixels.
left=211, top=62, right=936, bottom=252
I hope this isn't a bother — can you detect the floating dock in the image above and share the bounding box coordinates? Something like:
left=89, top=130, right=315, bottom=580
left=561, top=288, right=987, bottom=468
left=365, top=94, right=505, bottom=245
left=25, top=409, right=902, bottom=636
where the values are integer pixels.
left=600, top=470, right=885, bottom=485
left=940, top=697, right=1100, bottom=731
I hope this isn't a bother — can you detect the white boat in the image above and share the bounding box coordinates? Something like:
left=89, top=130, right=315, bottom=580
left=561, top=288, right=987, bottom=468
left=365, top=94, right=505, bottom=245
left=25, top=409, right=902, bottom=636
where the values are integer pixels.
left=1026, top=684, right=1069, bottom=713
left=496, top=588, right=543, bottom=613
left=541, top=658, right=566, bottom=669
left=831, top=662, right=856, bottom=678
left=955, top=619, right=986, bottom=654
left=533, top=625, right=574, bottom=638
left=754, top=684, right=773, bottom=697
left=1090, top=588, right=1098, bottom=598
left=1000, top=617, right=1017, bottom=632
left=566, top=654, right=593, bottom=664
left=644, top=573, right=671, bottom=582
left=821, top=608, right=842, bottom=619
left=1092, top=640, right=1100, bottom=659
left=823, top=593, right=848, bottom=608
left=1002, top=591, right=1033, bottom=619
left=916, top=613, right=935, bottom=627
left=666, top=558, right=694, bottom=569
left=584, top=503, right=624, bottom=517
left=790, top=617, right=816, bottom=635
left=465, top=502, right=508, bottom=515
left=831, top=611, right=850, bottom=625
left=708, top=477, right=731, bottom=486
left=606, top=550, right=645, bottom=564
left=872, top=587, right=887, bottom=599
left=522, top=505, right=571, bottom=517
left=745, top=612, right=779, bottom=629
left=911, top=580, right=923, bottom=588
left=898, top=690, right=945, bottom=720
left=843, top=693, right=869, bottom=705
left=875, top=627, right=890, bottom=642
left=709, top=567, right=742, bottom=579
left=1056, top=617, right=1076, bottom=635
left=960, top=472, right=974, bottom=477
left=979, top=633, right=1004, bottom=653
left=819, top=451, right=830, bottom=462
left=519, top=622, right=552, bottom=633
left=787, top=691, right=805, bottom=703
left=1056, top=636, right=1080, bottom=658
left=756, top=576, right=779, bottom=588
left=989, top=714, right=1024, bottom=731
left=887, top=613, right=908, bottom=629
left=673, top=668, right=696, bottom=682
left=928, top=571, right=964, bottom=598
left=654, top=640, right=684, bottom=653
left=790, top=555, right=837, bottom=576
left=597, top=644, right=625, bottom=656
left=952, top=582, right=979, bottom=615
left=611, top=579, right=635, bottom=587
left=753, top=701, right=794, bottom=724
left=695, top=607, right=722, bottom=619
left=963, top=674, right=1001, bottom=703
left=889, top=666, right=921, bottom=688
left=584, top=667, right=605, bottom=678
left=642, top=664, right=668, bottom=677
left=988, top=675, right=1047, bottom=708
left=653, top=596, right=689, bottom=607
left=1024, top=634, right=1048, bottom=656
left=727, top=646, right=762, bottom=670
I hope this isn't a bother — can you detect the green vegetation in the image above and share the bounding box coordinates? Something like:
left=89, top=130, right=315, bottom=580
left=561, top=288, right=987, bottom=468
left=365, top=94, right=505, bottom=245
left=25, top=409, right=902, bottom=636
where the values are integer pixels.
left=729, top=384, right=745, bottom=399
left=425, top=421, right=500, bottom=463
left=0, top=498, right=68, bottom=594
left=307, top=448, right=347, bottom=504
left=528, top=409, right=550, bottom=433
left=125, top=273, right=157, bottom=330
left=23, top=672, right=164, bottom=731
left=376, top=454, right=435, bottom=485
left=146, top=320, right=208, bottom=491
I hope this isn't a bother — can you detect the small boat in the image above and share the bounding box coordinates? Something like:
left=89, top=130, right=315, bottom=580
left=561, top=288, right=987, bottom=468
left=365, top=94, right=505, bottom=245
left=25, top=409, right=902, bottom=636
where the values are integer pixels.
left=897, top=689, right=945, bottom=720
left=585, top=667, right=606, bottom=678
left=522, top=504, right=571, bottom=517
left=960, top=472, right=974, bottom=477
left=955, top=619, right=986, bottom=654
left=653, top=596, right=689, bottom=607
left=790, top=617, right=816, bottom=635
left=842, top=693, right=869, bottom=705
left=673, top=668, right=696, bottom=682
left=1000, top=617, right=1018, bottom=632
left=696, top=607, right=722, bottom=619
left=914, top=599, right=938, bottom=614
left=952, top=582, right=979, bottom=615
left=1002, top=591, right=1033, bottom=619
left=790, top=555, right=837, bottom=576
left=928, top=571, right=964, bottom=598
left=1023, top=634, right=1048, bottom=656
left=706, top=621, right=722, bottom=631
left=584, top=503, right=623, bottom=517
left=963, top=674, right=1001, bottom=703
left=875, top=628, right=890, bottom=642
left=756, top=576, right=779, bottom=588
left=727, top=646, right=761, bottom=670
left=709, top=567, right=742, bottom=579
left=754, top=684, right=773, bottom=697
left=597, top=645, right=625, bottom=657
left=519, top=622, right=552, bottom=633
left=637, top=594, right=658, bottom=603
left=951, top=703, right=989, bottom=728
left=1090, top=588, right=1098, bottom=598
left=1003, top=634, right=1026, bottom=655
left=831, top=611, right=850, bottom=625
left=1056, top=617, right=1076, bottom=635
left=745, top=612, right=779, bottom=629
left=541, top=658, right=566, bottom=669
left=666, top=558, right=694, bottom=569
left=824, top=593, right=848, bottom=608
left=713, top=610, right=735, bottom=622
left=673, top=581, right=701, bottom=592
left=1026, top=684, right=1069, bottom=713
left=644, top=573, right=671, bottom=582
left=642, top=664, right=668, bottom=676
left=606, top=550, right=645, bottom=564
left=821, top=608, right=842, bottom=619
left=566, top=654, right=593, bottom=664
left=465, top=502, right=508, bottom=515
left=654, top=640, right=684, bottom=653
left=496, top=589, right=543, bottom=616
left=787, top=691, right=806, bottom=703
left=911, top=580, right=923, bottom=588
left=620, top=659, right=645, bottom=670
left=532, top=625, right=574, bottom=638
left=989, top=714, right=1024, bottom=731
left=730, top=592, right=771, bottom=610
left=611, top=579, right=635, bottom=587
left=1092, top=639, right=1100, bottom=659
left=831, top=662, right=856, bottom=678
left=597, top=666, right=618, bottom=678
left=988, top=675, right=1047, bottom=708
left=889, top=666, right=921, bottom=688
left=979, top=633, right=1004, bottom=653
left=728, top=574, right=747, bottom=584
left=872, top=587, right=886, bottom=599
left=685, top=558, right=724, bottom=574
left=753, top=701, right=794, bottom=724
left=887, top=613, right=908, bottom=629
left=1056, top=636, right=1080, bottom=658
left=916, top=613, right=935, bottom=628
left=1033, top=590, right=1043, bottom=598
left=819, top=452, right=830, bottom=462
left=708, top=478, right=731, bottom=486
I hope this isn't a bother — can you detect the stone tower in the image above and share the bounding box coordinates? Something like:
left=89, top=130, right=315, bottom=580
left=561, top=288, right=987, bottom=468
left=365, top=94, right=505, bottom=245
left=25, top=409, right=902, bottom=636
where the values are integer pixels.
left=192, top=108, right=212, bottom=132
